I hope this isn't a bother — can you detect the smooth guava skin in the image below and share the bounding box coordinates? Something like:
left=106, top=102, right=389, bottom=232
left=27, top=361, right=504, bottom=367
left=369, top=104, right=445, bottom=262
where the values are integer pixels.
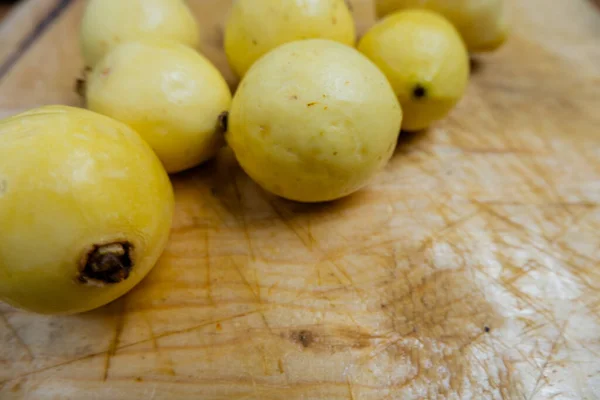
left=0, top=106, right=174, bottom=314
left=375, top=0, right=508, bottom=52
left=227, top=39, right=403, bottom=203
left=86, top=40, right=232, bottom=174
left=225, top=0, right=356, bottom=77
left=80, top=0, right=200, bottom=68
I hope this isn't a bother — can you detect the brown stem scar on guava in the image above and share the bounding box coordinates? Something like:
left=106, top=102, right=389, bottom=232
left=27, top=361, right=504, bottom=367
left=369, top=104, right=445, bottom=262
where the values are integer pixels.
left=78, top=242, right=133, bottom=285
left=75, top=67, right=92, bottom=98
left=413, top=84, right=427, bottom=99
left=218, top=111, right=229, bottom=133
left=75, top=78, right=87, bottom=98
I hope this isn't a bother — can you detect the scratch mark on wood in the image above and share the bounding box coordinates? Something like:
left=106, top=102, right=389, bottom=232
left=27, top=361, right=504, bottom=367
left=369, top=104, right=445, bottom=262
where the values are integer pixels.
left=268, top=280, right=281, bottom=297
left=266, top=197, right=313, bottom=250
left=527, top=321, right=568, bottom=400
left=142, top=311, right=175, bottom=376
left=205, top=231, right=215, bottom=305
left=0, top=311, right=265, bottom=386
left=317, top=265, right=323, bottom=286
left=233, top=176, right=256, bottom=261
left=142, top=311, right=159, bottom=352
left=329, top=260, right=355, bottom=287
left=232, top=258, right=260, bottom=302
left=347, top=375, right=356, bottom=400
left=417, top=209, right=481, bottom=253
left=0, top=312, right=33, bottom=361
left=230, top=259, right=272, bottom=333
left=472, top=260, right=559, bottom=329
left=548, top=208, right=591, bottom=244
left=259, top=344, right=269, bottom=375
left=456, top=146, right=542, bottom=155
left=478, top=200, right=600, bottom=291
left=0, top=0, right=74, bottom=81
left=103, top=300, right=126, bottom=381
left=476, top=200, right=598, bottom=208
left=250, top=373, right=260, bottom=398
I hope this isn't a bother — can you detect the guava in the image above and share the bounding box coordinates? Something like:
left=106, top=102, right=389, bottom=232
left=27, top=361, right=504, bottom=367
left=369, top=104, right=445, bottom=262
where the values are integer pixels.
left=86, top=40, right=232, bottom=173
left=359, top=9, right=469, bottom=131
left=225, top=0, right=356, bottom=77
left=375, top=0, right=508, bottom=52
left=80, top=0, right=200, bottom=68
left=226, top=39, right=402, bottom=203
left=0, top=106, right=174, bottom=314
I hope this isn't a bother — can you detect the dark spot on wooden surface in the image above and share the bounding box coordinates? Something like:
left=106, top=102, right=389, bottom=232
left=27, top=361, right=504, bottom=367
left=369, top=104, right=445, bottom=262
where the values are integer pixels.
left=484, top=326, right=490, bottom=333
left=470, top=56, right=483, bottom=75
left=292, top=330, right=314, bottom=348
left=252, top=39, right=258, bottom=45
left=307, top=102, right=317, bottom=107
left=290, top=95, right=298, bottom=100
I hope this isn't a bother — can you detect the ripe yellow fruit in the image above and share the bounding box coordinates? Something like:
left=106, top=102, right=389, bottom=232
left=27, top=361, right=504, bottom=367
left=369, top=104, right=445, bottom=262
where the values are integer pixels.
left=358, top=10, right=469, bottom=131
left=0, top=106, right=174, bottom=314
left=80, top=0, right=200, bottom=67
left=86, top=40, right=232, bottom=174
left=375, top=0, right=508, bottom=52
left=224, top=0, right=356, bottom=77
left=227, top=40, right=402, bottom=203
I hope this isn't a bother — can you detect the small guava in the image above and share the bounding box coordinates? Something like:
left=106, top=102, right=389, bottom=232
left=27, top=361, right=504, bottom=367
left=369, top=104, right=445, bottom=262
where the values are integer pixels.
left=359, top=9, right=469, bottom=131
left=86, top=40, right=232, bottom=173
left=225, top=0, right=356, bottom=77
left=80, top=0, right=200, bottom=68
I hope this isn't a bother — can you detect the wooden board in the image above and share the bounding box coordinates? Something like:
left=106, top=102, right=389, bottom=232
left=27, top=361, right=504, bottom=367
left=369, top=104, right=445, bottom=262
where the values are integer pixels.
left=1, top=0, right=600, bottom=399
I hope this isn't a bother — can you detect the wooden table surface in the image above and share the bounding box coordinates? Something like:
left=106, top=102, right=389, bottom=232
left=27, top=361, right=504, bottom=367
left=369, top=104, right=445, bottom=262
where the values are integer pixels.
left=1, top=0, right=600, bottom=399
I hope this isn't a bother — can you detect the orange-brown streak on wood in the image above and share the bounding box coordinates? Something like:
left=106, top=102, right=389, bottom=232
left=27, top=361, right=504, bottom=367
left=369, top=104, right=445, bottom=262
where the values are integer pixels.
left=141, top=311, right=176, bottom=376
left=103, top=300, right=126, bottom=381
left=205, top=231, right=215, bottom=305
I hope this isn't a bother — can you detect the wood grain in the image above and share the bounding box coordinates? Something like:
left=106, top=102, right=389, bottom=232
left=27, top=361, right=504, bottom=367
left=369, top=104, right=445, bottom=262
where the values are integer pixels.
left=1, top=0, right=600, bottom=399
